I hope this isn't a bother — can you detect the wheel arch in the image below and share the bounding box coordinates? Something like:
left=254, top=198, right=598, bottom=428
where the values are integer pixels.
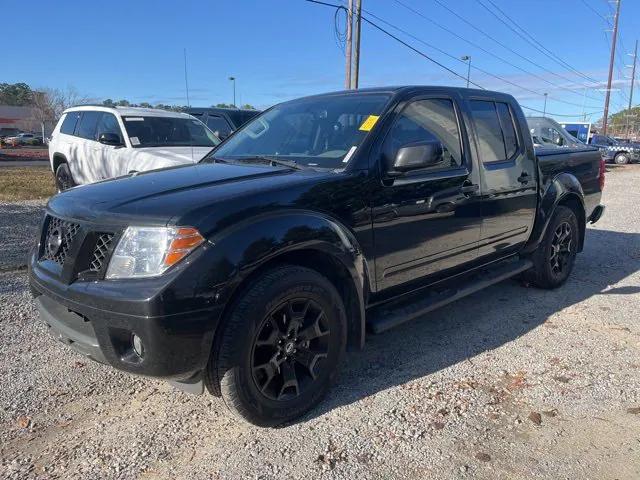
left=524, top=172, right=586, bottom=254
left=207, top=211, right=370, bottom=353
left=52, top=153, right=67, bottom=173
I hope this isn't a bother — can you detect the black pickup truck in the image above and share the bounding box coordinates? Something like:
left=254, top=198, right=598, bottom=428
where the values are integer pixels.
left=29, top=86, right=605, bottom=426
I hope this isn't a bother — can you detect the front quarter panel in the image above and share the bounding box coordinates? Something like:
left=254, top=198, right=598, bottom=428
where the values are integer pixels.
left=187, top=210, right=370, bottom=349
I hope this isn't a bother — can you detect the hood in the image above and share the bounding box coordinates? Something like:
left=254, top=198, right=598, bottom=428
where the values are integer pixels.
left=47, top=162, right=331, bottom=227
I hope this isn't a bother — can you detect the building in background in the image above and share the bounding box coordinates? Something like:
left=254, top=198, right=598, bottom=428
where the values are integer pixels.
left=0, top=105, right=38, bottom=136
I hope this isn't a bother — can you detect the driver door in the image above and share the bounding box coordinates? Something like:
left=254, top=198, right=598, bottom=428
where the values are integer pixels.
left=371, top=96, right=483, bottom=291
left=95, top=112, right=126, bottom=180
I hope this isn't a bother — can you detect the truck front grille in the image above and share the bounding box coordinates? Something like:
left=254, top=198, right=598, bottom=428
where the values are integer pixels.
left=89, top=233, right=114, bottom=272
left=41, top=216, right=81, bottom=266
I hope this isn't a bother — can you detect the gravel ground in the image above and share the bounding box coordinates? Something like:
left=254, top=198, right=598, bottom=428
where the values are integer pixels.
left=0, top=200, right=46, bottom=270
left=1, top=166, right=639, bottom=479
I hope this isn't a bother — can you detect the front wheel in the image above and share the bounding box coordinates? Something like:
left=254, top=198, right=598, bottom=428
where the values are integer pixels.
left=524, top=206, right=579, bottom=289
left=206, top=265, right=347, bottom=426
left=55, top=163, right=76, bottom=192
left=614, top=152, right=630, bottom=165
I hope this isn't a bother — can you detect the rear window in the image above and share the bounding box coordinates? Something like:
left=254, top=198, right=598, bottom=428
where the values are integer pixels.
left=75, top=111, right=102, bottom=140
left=60, top=112, right=81, bottom=135
left=470, top=100, right=519, bottom=163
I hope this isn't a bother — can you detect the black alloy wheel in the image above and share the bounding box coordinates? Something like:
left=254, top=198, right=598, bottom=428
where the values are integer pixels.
left=251, top=298, right=330, bottom=401
left=524, top=205, right=578, bottom=289
left=549, top=221, right=573, bottom=277
left=206, top=265, right=346, bottom=426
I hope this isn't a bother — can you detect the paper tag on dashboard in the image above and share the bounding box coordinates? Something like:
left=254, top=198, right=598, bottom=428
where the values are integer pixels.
left=359, top=115, right=380, bottom=131
left=125, top=117, right=144, bottom=122
left=130, top=137, right=140, bottom=145
left=343, top=145, right=357, bottom=163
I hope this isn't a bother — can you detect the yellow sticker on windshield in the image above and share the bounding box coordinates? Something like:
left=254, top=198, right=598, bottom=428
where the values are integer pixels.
left=359, top=115, right=380, bottom=131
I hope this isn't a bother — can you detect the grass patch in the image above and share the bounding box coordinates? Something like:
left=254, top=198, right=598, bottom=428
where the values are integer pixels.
left=0, top=166, right=56, bottom=201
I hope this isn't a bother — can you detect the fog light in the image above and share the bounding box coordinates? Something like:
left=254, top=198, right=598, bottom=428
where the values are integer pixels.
left=132, top=334, right=144, bottom=358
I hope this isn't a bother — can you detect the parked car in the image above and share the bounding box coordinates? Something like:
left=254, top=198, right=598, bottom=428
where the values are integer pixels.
left=29, top=86, right=605, bottom=426
left=4, top=132, right=42, bottom=146
left=48, top=106, right=220, bottom=191
left=588, top=134, right=639, bottom=164
left=528, top=116, right=585, bottom=148
left=186, top=107, right=260, bottom=140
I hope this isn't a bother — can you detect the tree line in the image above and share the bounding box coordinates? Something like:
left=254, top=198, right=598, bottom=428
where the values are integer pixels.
left=0, top=82, right=257, bottom=133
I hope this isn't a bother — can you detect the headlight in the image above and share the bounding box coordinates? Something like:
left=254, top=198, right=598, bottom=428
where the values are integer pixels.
left=105, top=226, right=204, bottom=279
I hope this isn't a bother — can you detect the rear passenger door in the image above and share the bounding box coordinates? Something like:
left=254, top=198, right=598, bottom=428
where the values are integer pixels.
left=468, top=99, right=537, bottom=259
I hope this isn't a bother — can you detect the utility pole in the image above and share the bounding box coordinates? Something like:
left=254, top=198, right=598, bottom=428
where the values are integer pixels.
left=351, top=0, right=362, bottom=89
left=603, top=0, right=621, bottom=136
left=344, top=0, right=353, bottom=89
left=625, top=39, right=637, bottom=137
left=543, top=93, right=548, bottom=117
left=461, top=56, right=471, bottom=88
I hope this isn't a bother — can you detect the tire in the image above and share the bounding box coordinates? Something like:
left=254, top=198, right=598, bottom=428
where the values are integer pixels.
left=55, top=163, right=76, bottom=192
left=525, top=206, right=579, bottom=289
left=205, top=265, right=347, bottom=427
left=614, top=152, right=630, bottom=165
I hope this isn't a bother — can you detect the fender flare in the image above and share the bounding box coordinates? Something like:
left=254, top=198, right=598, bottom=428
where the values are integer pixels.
left=523, top=172, right=586, bottom=254
left=203, top=210, right=370, bottom=350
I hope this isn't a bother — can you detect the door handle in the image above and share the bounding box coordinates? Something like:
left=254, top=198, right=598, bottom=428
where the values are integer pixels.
left=517, top=172, right=530, bottom=184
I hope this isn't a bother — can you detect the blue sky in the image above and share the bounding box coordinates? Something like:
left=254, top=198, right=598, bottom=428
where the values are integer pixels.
left=4, top=0, right=640, bottom=121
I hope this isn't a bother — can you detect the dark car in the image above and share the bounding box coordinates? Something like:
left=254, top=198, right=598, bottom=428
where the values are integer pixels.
left=186, top=107, right=260, bottom=140
left=29, top=86, right=605, bottom=426
left=589, top=134, right=640, bottom=164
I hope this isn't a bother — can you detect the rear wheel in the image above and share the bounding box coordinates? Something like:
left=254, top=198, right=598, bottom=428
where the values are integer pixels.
left=206, top=265, right=347, bottom=426
left=525, top=206, right=579, bottom=289
left=55, top=163, right=76, bottom=192
left=614, top=152, right=630, bottom=165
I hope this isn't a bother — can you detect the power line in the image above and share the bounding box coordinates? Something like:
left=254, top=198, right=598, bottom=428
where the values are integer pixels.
left=479, top=0, right=604, bottom=87
left=391, top=0, right=603, bottom=105
left=427, top=0, right=605, bottom=96
left=304, top=0, right=599, bottom=118
left=363, top=8, right=602, bottom=109
left=579, top=0, right=611, bottom=23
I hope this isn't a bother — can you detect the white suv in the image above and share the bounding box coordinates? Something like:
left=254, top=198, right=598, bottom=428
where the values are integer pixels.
left=49, top=106, right=220, bottom=191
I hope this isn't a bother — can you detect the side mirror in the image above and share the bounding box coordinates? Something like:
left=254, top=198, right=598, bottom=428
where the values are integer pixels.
left=387, top=140, right=444, bottom=176
left=555, top=136, right=564, bottom=146
left=98, top=132, right=123, bottom=146
left=215, top=131, right=229, bottom=140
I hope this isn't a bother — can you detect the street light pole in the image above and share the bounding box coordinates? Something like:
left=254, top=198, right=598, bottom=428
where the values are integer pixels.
left=461, top=55, right=471, bottom=88
left=229, top=76, right=236, bottom=107
left=543, top=93, right=548, bottom=117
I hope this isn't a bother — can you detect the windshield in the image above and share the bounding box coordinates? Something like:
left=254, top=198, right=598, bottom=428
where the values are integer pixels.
left=208, top=93, right=391, bottom=169
left=122, top=116, right=220, bottom=148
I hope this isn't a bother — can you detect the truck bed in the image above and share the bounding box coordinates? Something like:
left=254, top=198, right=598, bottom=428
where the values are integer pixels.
left=535, top=146, right=603, bottom=219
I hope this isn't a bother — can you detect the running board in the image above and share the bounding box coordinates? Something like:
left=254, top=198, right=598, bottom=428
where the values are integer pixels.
left=368, top=258, right=533, bottom=334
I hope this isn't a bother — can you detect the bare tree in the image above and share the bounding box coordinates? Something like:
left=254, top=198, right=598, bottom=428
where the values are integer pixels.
left=29, top=87, right=94, bottom=137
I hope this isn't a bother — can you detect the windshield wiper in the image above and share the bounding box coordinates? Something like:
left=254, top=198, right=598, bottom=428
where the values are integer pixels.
left=235, top=156, right=308, bottom=170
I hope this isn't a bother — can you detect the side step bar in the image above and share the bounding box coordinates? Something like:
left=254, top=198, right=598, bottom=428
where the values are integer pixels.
left=368, top=258, right=533, bottom=334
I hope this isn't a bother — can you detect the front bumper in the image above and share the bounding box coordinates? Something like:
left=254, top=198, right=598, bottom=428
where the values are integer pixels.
left=29, top=248, right=223, bottom=381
